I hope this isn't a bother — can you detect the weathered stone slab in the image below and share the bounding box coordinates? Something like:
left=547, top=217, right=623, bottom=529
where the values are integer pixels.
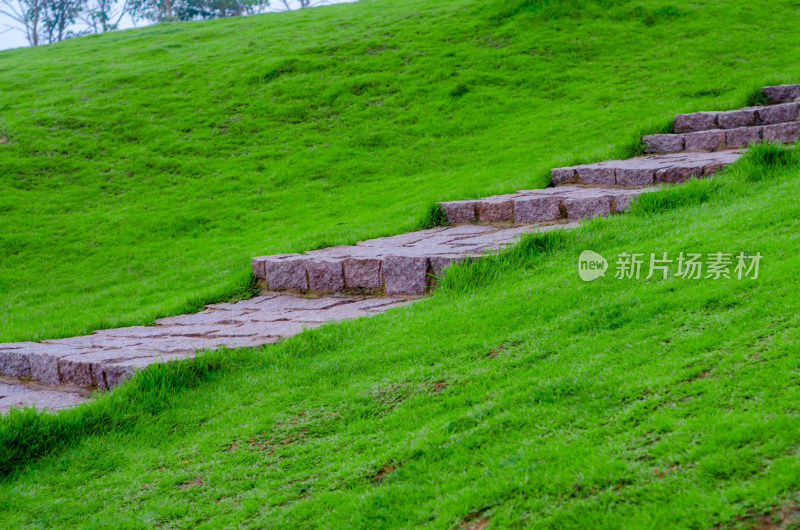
left=574, top=163, right=616, bottom=185
left=307, top=258, right=345, bottom=292
left=762, top=84, right=800, bottom=104
left=674, top=112, right=717, bottom=133
left=614, top=189, right=655, bottom=212
left=656, top=165, right=703, bottom=184
left=343, top=257, right=383, bottom=289
left=757, top=102, right=800, bottom=125
left=0, top=381, right=87, bottom=414
left=684, top=130, right=726, bottom=151
left=717, top=109, right=757, bottom=129
left=550, top=166, right=577, bottom=185
left=477, top=198, right=514, bottom=222
left=514, top=196, right=562, bottom=223
left=726, top=126, right=762, bottom=148
left=440, top=200, right=477, bottom=224
left=642, top=134, right=684, bottom=154
left=383, top=255, right=430, bottom=295
left=564, top=196, right=613, bottom=219
left=30, top=353, right=61, bottom=384
left=763, top=122, right=800, bottom=143
left=615, top=165, right=656, bottom=186
left=263, top=254, right=308, bottom=291
left=0, top=350, right=31, bottom=378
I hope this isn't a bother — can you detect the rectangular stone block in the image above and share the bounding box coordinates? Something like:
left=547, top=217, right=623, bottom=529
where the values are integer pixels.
left=30, top=353, right=61, bottom=384
left=674, top=112, right=717, bottom=133
left=642, top=134, right=684, bottom=153
left=726, top=126, right=762, bottom=148
left=615, top=167, right=655, bottom=186
left=383, top=255, right=429, bottom=295
left=613, top=191, right=647, bottom=213
left=656, top=165, right=703, bottom=184
left=757, top=102, right=800, bottom=124
left=251, top=256, right=268, bottom=279
left=439, top=200, right=477, bottom=224
left=763, top=122, right=800, bottom=144
left=684, top=130, right=726, bottom=151
left=716, top=109, right=756, bottom=129
left=513, top=196, right=562, bottom=223
left=307, top=259, right=344, bottom=292
left=477, top=199, right=514, bottom=222
left=564, top=196, right=612, bottom=219
left=0, top=350, right=31, bottom=377
left=762, top=84, right=800, bottom=104
left=575, top=165, right=615, bottom=185
left=96, top=362, right=136, bottom=390
left=550, top=167, right=577, bottom=185
left=59, top=357, right=94, bottom=386
left=343, top=257, right=383, bottom=289
left=263, top=254, right=309, bottom=291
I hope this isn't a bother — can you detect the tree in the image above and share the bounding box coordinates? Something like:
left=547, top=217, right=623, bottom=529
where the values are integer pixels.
left=41, top=0, right=84, bottom=43
left=274, top=0, right=328, bottom=9
left=176, top=0, right=267, bottom=20
left=80, top=0, right=128, bottom=33
left=128, top=0, right=266, bottom=23
left=1, top=0, right=46, bottom=45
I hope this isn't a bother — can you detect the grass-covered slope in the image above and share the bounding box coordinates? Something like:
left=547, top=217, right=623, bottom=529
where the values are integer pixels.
left=1, top=145, right=799, bottom=528
left=2, top=0, right=800, bottom=341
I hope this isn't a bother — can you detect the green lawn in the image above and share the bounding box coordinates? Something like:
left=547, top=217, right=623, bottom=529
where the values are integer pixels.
left=2, top=0, right=800, bottom=341
left=1, top=145, right=799, bottom=528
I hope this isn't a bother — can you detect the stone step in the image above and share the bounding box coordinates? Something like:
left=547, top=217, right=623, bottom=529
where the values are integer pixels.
left=643, top=122, right=800, bottom=154
left=252, top=222, right=578, bottom=296
left=762, top=84, right=800, bottom=104
left=0, top=377, right=90, bottom=414
left=0, top=294, right=410, bottom=395
left=438, top=185, right=655, bottom=225
left=551, top=150, right=742, bottom=187
left=672, top=101, right=800, bottom=134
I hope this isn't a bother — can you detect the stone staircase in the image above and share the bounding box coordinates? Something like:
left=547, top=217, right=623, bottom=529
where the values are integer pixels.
left=251, top=83, right=800, bottom=297
left=2, top=83, right=798, bottom=411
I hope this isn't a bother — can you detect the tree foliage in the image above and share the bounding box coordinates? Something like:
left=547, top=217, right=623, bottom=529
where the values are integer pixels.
left=2, top=0, right=330, bottom=46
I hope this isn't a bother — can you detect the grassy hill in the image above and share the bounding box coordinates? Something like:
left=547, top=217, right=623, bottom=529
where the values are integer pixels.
left=2, top=0, right=800, bottom=341
left=2, top=0, right=800, bottom=527
left=2, top=145, right=800, bottom=527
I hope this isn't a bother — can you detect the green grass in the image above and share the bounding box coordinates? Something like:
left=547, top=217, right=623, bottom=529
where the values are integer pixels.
left=3, top=0, right=800, bottom=341
left=1, top=144, right=800, bottom=527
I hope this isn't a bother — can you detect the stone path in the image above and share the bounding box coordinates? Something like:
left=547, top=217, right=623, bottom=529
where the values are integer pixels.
left=2, top=83, right=798, bottom=413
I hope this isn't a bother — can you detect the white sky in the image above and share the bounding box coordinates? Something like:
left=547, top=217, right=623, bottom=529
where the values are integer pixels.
left=0, top=0, right=355, bottom=51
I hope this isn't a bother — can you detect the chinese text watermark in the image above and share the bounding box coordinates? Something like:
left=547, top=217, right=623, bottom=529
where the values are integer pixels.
left=579, top=251, right=761, bottom=282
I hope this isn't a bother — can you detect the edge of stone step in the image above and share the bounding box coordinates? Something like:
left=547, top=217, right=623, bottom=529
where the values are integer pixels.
left=0, top=376, right=91, bottom=414
left=762, top=83, right=800, bottom=104
left=438, top=185, right=654, bottom=225
left=643, top=121, right=800, bottom=154
left=252, top=222, right=578, bottom=296
left=550, top=150, right=741, bottom=187
left=672, top=101, right=800, bottom=134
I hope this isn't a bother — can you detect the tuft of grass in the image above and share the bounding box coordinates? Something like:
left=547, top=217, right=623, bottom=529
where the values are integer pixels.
left=417, top=201, right=448, bottom=229
left=0, top=347, right=256, bottom=479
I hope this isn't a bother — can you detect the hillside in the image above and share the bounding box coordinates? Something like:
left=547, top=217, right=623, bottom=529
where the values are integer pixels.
left=2, top=144, right=800, bottom=527
left=2, top=0, right=800, bottom=341
left=2, top=0, right=800, bottom=527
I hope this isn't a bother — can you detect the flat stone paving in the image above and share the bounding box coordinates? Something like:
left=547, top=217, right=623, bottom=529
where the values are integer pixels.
left=0, top=377, right=89, bottom=414
left=0, top=294, right=410, bottom=412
